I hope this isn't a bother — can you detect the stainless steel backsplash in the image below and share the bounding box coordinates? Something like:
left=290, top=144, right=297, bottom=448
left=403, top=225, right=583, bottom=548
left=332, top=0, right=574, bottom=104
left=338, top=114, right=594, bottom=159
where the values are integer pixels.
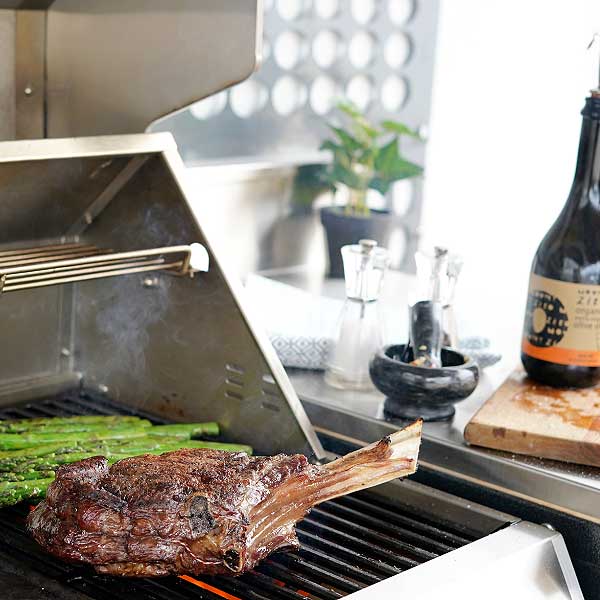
left=186, top=162, right=330, bottom=280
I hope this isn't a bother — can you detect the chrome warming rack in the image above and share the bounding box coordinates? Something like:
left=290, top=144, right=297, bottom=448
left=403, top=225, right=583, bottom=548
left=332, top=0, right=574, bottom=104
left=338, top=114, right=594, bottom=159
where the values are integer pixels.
left=0, top=243, right=200, bottom=293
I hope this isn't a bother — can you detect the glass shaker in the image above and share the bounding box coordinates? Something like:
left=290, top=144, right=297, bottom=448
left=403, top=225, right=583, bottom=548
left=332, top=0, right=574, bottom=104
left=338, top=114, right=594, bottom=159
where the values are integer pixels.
left=325, top=239, right=389, bottom=390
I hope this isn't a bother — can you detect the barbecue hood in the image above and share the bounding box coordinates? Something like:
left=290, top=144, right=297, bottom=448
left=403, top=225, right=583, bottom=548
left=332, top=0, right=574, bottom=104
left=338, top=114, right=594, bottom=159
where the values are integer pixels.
left=2, top=0, right=262, bottom=140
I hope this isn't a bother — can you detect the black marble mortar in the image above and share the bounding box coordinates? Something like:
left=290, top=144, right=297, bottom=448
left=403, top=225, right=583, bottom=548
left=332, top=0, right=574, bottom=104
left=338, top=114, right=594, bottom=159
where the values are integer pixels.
left=369, top=344, right=479, bottom=421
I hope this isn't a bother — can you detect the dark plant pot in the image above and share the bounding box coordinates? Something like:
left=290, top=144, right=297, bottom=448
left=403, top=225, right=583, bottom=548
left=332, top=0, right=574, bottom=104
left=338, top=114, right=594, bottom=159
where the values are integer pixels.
left=320, top=207, right=398, bottom=278
left=369, top=344, right=479, bottom=421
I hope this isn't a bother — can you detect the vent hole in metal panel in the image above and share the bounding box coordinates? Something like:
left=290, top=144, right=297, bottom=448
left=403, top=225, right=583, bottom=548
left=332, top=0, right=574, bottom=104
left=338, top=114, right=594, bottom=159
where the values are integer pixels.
left=225, top=377, right=244, bottom=389
left=225, top=363, right=245, bottom=375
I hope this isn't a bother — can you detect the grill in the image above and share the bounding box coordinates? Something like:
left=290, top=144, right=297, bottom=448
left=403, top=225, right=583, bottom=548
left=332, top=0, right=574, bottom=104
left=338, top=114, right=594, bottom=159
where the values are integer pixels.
left=0, top=391, right=475, bottom=600
left=0, top=2, right=586, bottom=596
left=0, top=115, right=583, bottom=600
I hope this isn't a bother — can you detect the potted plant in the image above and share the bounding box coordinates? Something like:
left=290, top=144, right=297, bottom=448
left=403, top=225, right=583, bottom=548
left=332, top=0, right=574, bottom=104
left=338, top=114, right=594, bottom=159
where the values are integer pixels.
left=319, top=101, right=424, bottom=277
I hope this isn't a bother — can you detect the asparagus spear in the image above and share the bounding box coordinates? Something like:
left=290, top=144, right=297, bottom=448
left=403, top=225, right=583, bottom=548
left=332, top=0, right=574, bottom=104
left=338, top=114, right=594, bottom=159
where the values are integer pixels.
left=0, top=419, right=152, bottom=435
left=0, top=415, right=149, bottom=433
left=0, top=435, right=184, bottom=463
left=0, top=470, right=55, bottom=482
left=116, top=440, right=250, bottom=454
left=0, top=427, right=170, bottom=451
left=0, top=436, right=191, bottom=471
left=9, top=440, right=253, bottom=473
left=0, top=478, right=53, bottom=507
left=0, top=442, right=92, bottom=461
left=144, top=423, right=219, bottom=438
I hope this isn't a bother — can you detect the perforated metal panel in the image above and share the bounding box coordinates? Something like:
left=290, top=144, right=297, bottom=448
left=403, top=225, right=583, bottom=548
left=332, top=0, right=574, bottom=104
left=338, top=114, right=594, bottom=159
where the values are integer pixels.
left=154, top=0, right=438, bottom=159
left=152, top=0, right=439, bottom=270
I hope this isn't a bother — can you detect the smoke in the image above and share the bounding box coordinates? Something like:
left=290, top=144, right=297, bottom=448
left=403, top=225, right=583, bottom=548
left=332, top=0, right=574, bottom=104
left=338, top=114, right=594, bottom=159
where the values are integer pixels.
left=89, top=273, right=173, bottom=379
left=76, top=203, right=188, bottom=386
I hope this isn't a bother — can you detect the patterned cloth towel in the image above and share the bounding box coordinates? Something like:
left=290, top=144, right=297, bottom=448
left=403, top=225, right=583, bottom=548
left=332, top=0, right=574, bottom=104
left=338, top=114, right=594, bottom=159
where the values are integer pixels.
left=457, top=336, right=501, bottom=369
left=244, top=274, right=501, bottom=371
left=244, top=274, right=341, bottom=370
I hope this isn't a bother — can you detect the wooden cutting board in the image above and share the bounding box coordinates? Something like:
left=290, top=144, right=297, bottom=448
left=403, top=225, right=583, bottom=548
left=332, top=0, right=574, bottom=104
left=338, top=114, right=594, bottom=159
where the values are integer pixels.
left=464, top=369, right=600, bottom=467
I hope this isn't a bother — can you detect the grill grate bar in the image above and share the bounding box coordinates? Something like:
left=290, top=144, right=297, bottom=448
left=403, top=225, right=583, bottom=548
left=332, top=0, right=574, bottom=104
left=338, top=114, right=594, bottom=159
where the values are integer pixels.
left=300, top=517, right=420, bottom=570
left=22, top=403, right=76, bottom=418
left=146, top=578, right=225, bottom=600
left=295, top=528, right=401, bottom=579
left=296, top=542, right=381, bottom=586
left=255, top=561, right=343, bottom=600
left=268, top=551, right=366, bottom=593
left=309, top=507, right=439, bottom=562
left=314, top=500, right=455, bottom=554
left=0, top=407, right=40, bottom=419
left=333, top=495, right=473, bottom=546
left=48, top=397, right=127, bottom=417
left=239, top=569, right=318, bottom=600
left=202, top=576, right=271, bottom=600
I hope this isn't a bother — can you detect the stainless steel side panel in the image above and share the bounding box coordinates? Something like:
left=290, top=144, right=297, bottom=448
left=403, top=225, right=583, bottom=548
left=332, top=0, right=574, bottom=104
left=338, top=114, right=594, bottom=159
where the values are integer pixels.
left=347, top=521, right=583, bottom=600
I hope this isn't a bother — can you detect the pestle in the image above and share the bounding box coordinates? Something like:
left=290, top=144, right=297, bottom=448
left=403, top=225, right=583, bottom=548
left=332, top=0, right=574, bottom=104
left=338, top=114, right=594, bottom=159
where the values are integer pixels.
left=402, top=300, right=443, bottom=368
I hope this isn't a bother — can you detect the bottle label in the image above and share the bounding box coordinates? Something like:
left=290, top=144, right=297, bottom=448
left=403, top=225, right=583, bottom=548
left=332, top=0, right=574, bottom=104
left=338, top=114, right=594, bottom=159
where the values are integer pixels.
left=522, top=274, right=600, bottom=367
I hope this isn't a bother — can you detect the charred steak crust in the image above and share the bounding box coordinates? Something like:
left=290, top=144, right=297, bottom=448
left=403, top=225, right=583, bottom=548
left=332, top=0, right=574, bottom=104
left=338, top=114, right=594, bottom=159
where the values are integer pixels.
left=27, top=449, right=318, bottom=577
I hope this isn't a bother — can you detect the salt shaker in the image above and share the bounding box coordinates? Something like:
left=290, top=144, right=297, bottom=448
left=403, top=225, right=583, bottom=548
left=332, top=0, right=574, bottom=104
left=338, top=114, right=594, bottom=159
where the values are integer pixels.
left=325, top=240, right=389, bottom=390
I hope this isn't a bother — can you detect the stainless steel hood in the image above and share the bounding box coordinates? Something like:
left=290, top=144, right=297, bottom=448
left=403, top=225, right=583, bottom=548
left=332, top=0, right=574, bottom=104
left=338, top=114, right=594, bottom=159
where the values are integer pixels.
left=4, top=0, right=262, bottom=139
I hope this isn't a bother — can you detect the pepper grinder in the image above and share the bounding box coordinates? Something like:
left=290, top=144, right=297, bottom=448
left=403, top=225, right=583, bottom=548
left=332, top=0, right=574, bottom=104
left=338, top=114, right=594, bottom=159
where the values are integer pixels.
left=325, top=239, right=389, bottom=390
left=414, top=247, right=463, bottom=349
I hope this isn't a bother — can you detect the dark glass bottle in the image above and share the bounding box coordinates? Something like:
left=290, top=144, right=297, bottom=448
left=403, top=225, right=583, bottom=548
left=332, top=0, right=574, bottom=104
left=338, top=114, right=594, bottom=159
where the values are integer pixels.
left=521, top=91, right=600, bottom=388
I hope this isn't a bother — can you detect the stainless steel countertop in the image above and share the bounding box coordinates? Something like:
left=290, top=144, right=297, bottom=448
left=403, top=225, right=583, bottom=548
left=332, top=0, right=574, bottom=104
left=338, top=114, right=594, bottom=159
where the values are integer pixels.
left=259, top=268, right=600, bottom=524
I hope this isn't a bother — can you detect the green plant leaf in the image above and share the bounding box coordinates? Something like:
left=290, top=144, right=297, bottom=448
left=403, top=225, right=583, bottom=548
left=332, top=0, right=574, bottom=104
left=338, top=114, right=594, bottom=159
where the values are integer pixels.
left=320, top=140, right=342, bottom=154
left=336, top=101, right=380, bottom=140
left=370, top=138, right=423, bottom=194
left=369, top=177, right=393, bottom=195
left=388, top=160, right=423, bottom=179
left=357, top=147, right=377, bottom=166
left=328, top=126, right=364, bottom=154
left=374, top=139, right=399, bottom=173
left=336, top=100, right=363, bottom=121
left=375, top=139, right=423, bottom=177
left=356, top=121, right=380, bottom=140
left=381, top=121, right=422, bottom=139
left=330, top=163, right=364, bottom=190
left=370, top=160, right=423, bottom=194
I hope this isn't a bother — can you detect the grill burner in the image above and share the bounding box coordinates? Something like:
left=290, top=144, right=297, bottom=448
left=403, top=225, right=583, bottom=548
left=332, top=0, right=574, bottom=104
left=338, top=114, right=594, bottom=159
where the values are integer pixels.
left=0, top=392, right=476, bottom=600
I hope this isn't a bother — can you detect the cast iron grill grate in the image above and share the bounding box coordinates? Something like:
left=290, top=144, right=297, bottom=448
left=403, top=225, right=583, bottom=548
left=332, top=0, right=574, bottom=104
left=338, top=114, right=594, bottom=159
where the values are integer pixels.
left=0, top=391, right=477, bottom=600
